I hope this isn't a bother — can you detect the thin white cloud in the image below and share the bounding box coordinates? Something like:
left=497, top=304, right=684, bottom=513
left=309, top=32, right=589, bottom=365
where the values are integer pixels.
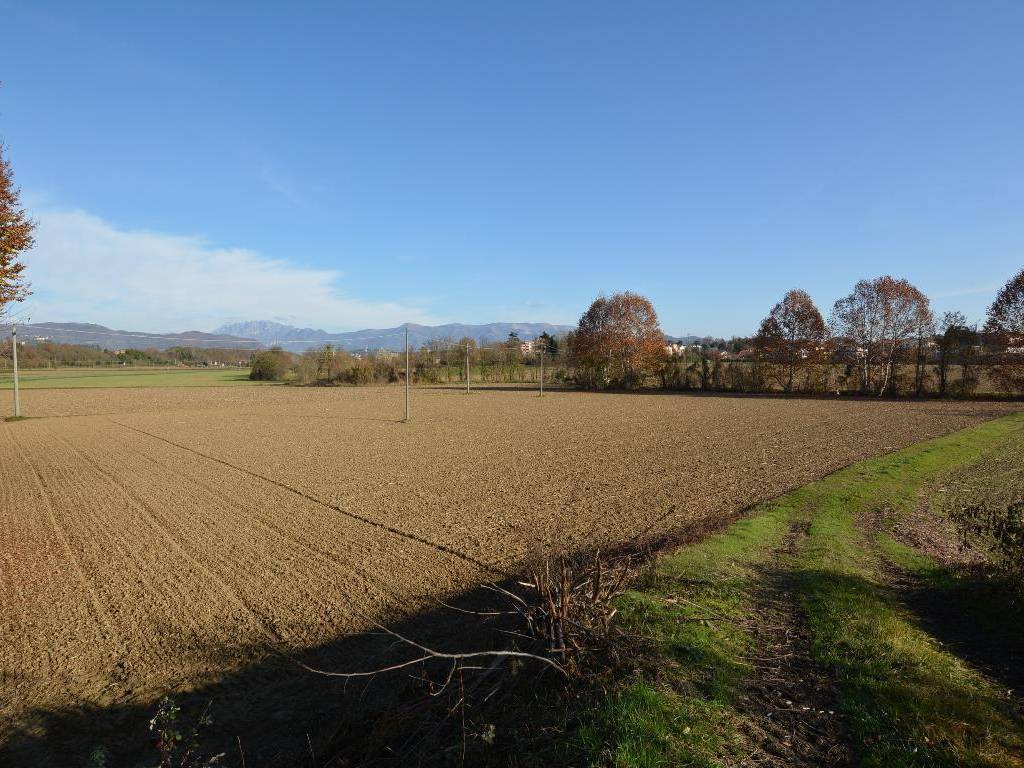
left=927, top=283, right=1001, bottom=301
left=22, top=209, right=434, bottom=332
left=259, top=163, right=304, bottom=206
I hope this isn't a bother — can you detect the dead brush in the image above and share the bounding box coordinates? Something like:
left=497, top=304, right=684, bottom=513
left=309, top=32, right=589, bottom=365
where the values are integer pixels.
left=497, top=548, right=641, bottom=672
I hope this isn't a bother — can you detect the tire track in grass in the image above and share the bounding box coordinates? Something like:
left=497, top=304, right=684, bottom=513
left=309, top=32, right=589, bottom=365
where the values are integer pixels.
left=735, top=516, right=850, bottom=766
left=792, top=415, right=1024, bottom=766
left=110, top=419, right=506, bottom=576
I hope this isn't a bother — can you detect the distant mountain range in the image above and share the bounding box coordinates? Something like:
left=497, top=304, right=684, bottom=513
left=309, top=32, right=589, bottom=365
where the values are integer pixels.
left=18, top=322, right=260, bottom=351
left=16, top=320, right=576, bottom=353
left=213, top=321, right=576, bottom=352
left=17, top=321, right=718, bottom=354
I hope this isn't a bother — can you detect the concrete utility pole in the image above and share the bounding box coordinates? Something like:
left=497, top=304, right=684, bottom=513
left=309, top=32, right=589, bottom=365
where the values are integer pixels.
left=404, top=325, right=410, bottom=422
left=539, top=347, right=544, bottom=397
left=465, top=343, right=470, bottom=394
left=11, top=324, right=21, bottom=418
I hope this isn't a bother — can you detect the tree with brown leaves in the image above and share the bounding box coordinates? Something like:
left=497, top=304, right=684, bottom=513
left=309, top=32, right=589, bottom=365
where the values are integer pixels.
left=875, top=277, right=931, bottom=396
left=832, top=276, right=930, bottom=396
left=754, top=289, right=828, bottom=392
left=984, top=267, right=1024, bottom=393
left=569, top=292, right=664, bottom=388
left=0, top=142, right=34, bottom=319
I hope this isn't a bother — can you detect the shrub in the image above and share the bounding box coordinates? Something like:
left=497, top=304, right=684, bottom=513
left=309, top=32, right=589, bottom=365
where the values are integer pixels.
left=249, top=349, right=289, bottom=381
left=346, top=360, right=376, bottom=385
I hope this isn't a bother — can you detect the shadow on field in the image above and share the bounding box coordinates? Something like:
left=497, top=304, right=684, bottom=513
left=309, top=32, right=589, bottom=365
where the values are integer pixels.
left=0, top=575, right=556, bottom=768
left=896, top=565, right=1024, bottom=696
left=1, top=506, right=743, bottom=768
left=793, top=568, right=1024, bottom=761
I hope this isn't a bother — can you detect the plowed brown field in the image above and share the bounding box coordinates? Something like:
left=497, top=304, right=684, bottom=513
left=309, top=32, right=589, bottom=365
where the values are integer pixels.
left=1, top=385, right=1018, bottom=762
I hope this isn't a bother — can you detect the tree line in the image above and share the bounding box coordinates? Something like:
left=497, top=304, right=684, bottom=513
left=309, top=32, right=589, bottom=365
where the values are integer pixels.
left=246, top=271, right=1024, bottom=398
left=250, top=331, right=568, bottom=385
left=565, top=271, right=1024, bottom=397
left=747, top=271, right=1024, bottom=396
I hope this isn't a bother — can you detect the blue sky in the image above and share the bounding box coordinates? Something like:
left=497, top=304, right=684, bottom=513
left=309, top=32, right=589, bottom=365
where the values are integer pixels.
left=1, top=1, right=1022, bottom=335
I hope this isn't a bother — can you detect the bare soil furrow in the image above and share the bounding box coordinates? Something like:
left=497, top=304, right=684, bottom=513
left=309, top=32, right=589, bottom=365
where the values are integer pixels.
left=112, top=429, right=402, bottom=609
left=48, top=430, right=285, bottom=647
left=110, top=418, right=503, bottom=575
left=0, top=386, right=1017, bottom=761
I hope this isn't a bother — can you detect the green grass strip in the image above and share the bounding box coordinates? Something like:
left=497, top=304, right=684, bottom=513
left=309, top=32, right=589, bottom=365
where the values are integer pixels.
left=571, top=412, right=1024, bottom=767
left=0, top=367, right=269, bottom=389
left=795, top=413, right=1024, bottom=768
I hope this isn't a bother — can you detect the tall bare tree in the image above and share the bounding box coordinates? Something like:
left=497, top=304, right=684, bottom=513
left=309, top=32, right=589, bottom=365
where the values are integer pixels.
left=832, top=276, right=931, bottom=395
left=934, top=311, right=967, bottom=396
left=569, top=292, right=664, bottom=388
left=830, top=279, right=883, bottom=392
left=0, top=142, right=34, bottom=319
left=754, top=289, right=827, bottom=392
left=912, top=296, right=936, bottom=397
left=984, top=267, right=1024, bottom=393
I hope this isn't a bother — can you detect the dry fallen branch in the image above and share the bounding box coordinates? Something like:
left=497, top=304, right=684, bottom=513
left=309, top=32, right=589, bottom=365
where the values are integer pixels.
left=297, top=616, right=566, bottom=679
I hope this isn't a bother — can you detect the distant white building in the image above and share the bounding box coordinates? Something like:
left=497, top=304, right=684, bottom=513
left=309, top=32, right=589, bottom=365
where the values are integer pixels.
left=664, top=342, right=686, bottom=356
left=520, top=339, right=552, bottom=354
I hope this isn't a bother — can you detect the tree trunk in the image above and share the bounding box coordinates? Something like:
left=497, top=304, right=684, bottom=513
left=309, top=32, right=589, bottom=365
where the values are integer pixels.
left=878, top=352, right=894, bottom=397
left=914, top=338, right=925, bottom=397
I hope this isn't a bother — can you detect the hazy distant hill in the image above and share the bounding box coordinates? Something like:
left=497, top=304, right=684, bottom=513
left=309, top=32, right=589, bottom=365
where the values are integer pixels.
left=213, top=320, right=575, bottom=352
left=19, top=322, right=259, bottom=351
left=16, top=320, right=715, bottom=353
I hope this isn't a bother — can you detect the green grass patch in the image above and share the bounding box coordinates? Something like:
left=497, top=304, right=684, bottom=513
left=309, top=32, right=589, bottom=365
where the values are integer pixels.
left=0, top=367, right=271, bottom=389
left=566, top=495, right=797, bottom=765
left=576, top=681, right=726, bottom=768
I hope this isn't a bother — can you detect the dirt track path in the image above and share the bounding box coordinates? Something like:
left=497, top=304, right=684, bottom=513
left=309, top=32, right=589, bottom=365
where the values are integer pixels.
left=734, top=519, right=850, bottom=767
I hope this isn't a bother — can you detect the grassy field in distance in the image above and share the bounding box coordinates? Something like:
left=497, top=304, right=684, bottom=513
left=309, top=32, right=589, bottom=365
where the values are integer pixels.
left=0, top=367, right=267, bottom=389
